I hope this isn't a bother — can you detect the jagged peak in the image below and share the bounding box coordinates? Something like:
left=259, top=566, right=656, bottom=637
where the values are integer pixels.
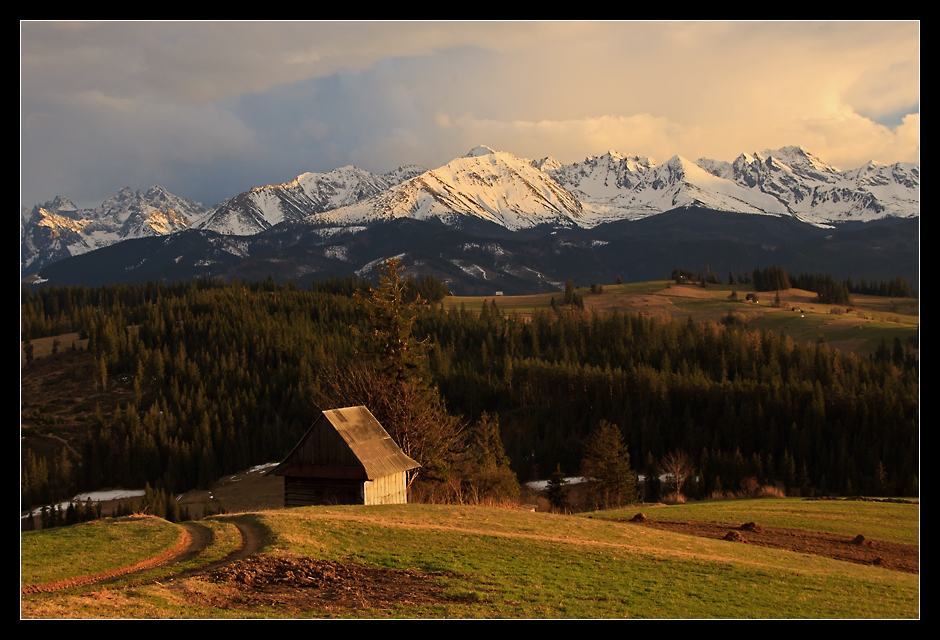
left=579, top=151, right=655, bottom=168
left=762, top=146, right=838, bottom=173
left=534, top=156, right=563, bottom=172
left=663, top=154, right=699, bottom=169
left=466, top=145, right=496, bottom=157
left=734, top=151, right=765, bottom=165
left=40, top=195, right=78, bottom=211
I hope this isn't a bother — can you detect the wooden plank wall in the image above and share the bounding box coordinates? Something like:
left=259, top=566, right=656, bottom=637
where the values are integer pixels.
left=284, top=472, right=408, bottom=506
left=363, top=472, right=407, bottom=505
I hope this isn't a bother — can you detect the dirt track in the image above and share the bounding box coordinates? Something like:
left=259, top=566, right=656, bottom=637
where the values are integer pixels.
left=22, top=523, right=199, bottom=594
left=21, top=519, right=266, bottom=595
left=23, top=514, right=918, bottom=615
left=626, top=516, right=918, bottom=574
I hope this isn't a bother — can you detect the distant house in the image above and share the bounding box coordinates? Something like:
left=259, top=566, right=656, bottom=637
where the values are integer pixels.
left=267, top=406, right=420, bottom=507
left=745, top=293, right=759, bottom=303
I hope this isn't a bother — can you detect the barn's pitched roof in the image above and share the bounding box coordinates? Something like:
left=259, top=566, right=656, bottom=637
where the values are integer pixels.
left=268, top=406, right=420, bottom=480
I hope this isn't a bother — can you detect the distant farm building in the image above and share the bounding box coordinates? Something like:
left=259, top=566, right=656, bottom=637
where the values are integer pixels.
left=268, top=406, right=420, bottom=507
left=745, top=293, right=759, bottom=303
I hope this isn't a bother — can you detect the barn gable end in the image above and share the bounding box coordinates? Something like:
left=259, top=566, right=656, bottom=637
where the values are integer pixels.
left=268, top=406, right=419, bottom=507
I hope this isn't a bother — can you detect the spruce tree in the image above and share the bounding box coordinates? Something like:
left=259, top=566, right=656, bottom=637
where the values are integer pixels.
left=581, top=420, right=639, bottom=510
left=333, top=258, right=463, bottom=483
left=459, top=412, right=519, bottom=501
left=545, top=463, right=570, bottom=512
left=354, top=258, right=426, bottom=382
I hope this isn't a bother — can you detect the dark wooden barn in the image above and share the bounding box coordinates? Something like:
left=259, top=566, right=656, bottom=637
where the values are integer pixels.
left=268, top=406, right=420, bottom=507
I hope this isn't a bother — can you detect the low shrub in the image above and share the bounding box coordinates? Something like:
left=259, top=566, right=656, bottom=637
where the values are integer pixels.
left=661, top=491, right=687, bottom=505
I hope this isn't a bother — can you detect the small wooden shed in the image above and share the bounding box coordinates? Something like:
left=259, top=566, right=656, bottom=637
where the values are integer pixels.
left=268, top=406, right=420, bottom=507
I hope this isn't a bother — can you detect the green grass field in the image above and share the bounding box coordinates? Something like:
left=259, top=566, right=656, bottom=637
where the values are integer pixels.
left=21, top=517, right=182, bottom=584
left=21, top=499, right=919, bottom=619
left=590, top=499, right=920, bottom=545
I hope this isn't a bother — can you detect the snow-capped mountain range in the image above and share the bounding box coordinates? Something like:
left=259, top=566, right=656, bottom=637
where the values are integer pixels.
left=198, top=164, right=426, bottom=236
left=21, top=145, right=919, bottom=277
left=21, top=186, right=212, bottom=276
left=538, top=145, right=918, bottom=226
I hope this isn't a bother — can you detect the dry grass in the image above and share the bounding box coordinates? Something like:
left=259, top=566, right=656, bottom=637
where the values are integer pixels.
left=409, top=480, right=521, bottom=509
left=661, top=492, right=687, bottom=505
left=706, top=484, right=787, bottom=501
left=21, top=332, right=88, bottom=366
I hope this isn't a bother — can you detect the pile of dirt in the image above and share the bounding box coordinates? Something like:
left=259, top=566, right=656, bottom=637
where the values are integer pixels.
left=634, top=519, right=918, bottom=574
left=196, top=553, right=470, bottom=614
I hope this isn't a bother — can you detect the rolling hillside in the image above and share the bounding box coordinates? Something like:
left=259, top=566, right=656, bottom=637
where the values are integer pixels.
left=20, top=499, right=919, bottom=618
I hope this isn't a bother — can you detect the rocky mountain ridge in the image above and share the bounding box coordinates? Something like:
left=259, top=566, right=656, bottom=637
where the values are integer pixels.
left=21, top=145, right=919, bottom=278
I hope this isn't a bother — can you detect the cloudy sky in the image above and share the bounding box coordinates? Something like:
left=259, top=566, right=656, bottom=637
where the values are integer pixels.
left=21, top=21, right=919, bottom=210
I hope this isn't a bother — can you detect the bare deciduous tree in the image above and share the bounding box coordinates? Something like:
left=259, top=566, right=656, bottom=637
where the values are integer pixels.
left=313, top=259, right=464, bottom=485
left=661, top=450, right=695, bottom=498
left=310, top=357, right=462, bottom=485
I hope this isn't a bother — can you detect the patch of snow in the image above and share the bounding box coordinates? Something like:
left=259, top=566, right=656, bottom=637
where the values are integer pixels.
left=24, top=489, right=146, bottom=518
left=248, top=462, right=279, bottom=473
left=356, top=253, right=406, bottom=277
left=324, top=245, right=350, bottom=261
left=526, top=477, right=588, bottom=490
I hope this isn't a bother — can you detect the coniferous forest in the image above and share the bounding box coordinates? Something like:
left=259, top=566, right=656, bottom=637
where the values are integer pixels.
left=21, top=270, right=919, bottom=510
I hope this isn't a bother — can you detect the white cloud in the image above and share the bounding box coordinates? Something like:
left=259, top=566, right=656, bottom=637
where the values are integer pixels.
left=20, top=21, right=920, bottom=208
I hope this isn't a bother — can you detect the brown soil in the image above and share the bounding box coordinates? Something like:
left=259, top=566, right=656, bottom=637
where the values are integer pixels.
left=23, top=515, right=464, bottom=616
left=629, top=518, right=919, bottom=574
left=183, top=553, right=469, bottom=615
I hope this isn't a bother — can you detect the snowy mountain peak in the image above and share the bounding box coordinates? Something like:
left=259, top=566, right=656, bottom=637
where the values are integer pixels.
left=21, top=185, right=210, bottom=276
left=467, top=145, right=497, bottom=157
left=763, top=146, right=839, bottom=177
left=198, top=163, right=426, bottom=236
left=534, top=156, right=563, bottom=172
left=23, top=144, right=919, bottom=279
left=44, top=195, right=79, bottom=212
left=317, top=147, right=583, bottom=230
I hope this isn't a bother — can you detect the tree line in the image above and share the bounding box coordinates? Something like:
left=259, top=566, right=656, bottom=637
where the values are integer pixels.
left=417, top=300, right=917, bottom=498
left=667, top=265, right=915, bottom=304
left=21, top=269, right=918, bottom=516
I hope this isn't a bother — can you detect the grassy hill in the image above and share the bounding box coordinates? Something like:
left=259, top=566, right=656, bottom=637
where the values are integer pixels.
left=443, top=280, right=918, bottom=359
left=21, top=498, right=919, bottom=619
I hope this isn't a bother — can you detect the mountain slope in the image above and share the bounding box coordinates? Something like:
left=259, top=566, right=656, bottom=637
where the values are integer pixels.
left=315, top=146, right=584, bottom=230
left=703, top=146, right=920, bottom=224
left=198, top=164, right=426, bottom=236
left=545, top=146, right=918, bottom=226
left=22, top=144, right=919, bottom=280
left=21, top=187, right=211, bottom=276
left=26, top=207, right=918, bottom=298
